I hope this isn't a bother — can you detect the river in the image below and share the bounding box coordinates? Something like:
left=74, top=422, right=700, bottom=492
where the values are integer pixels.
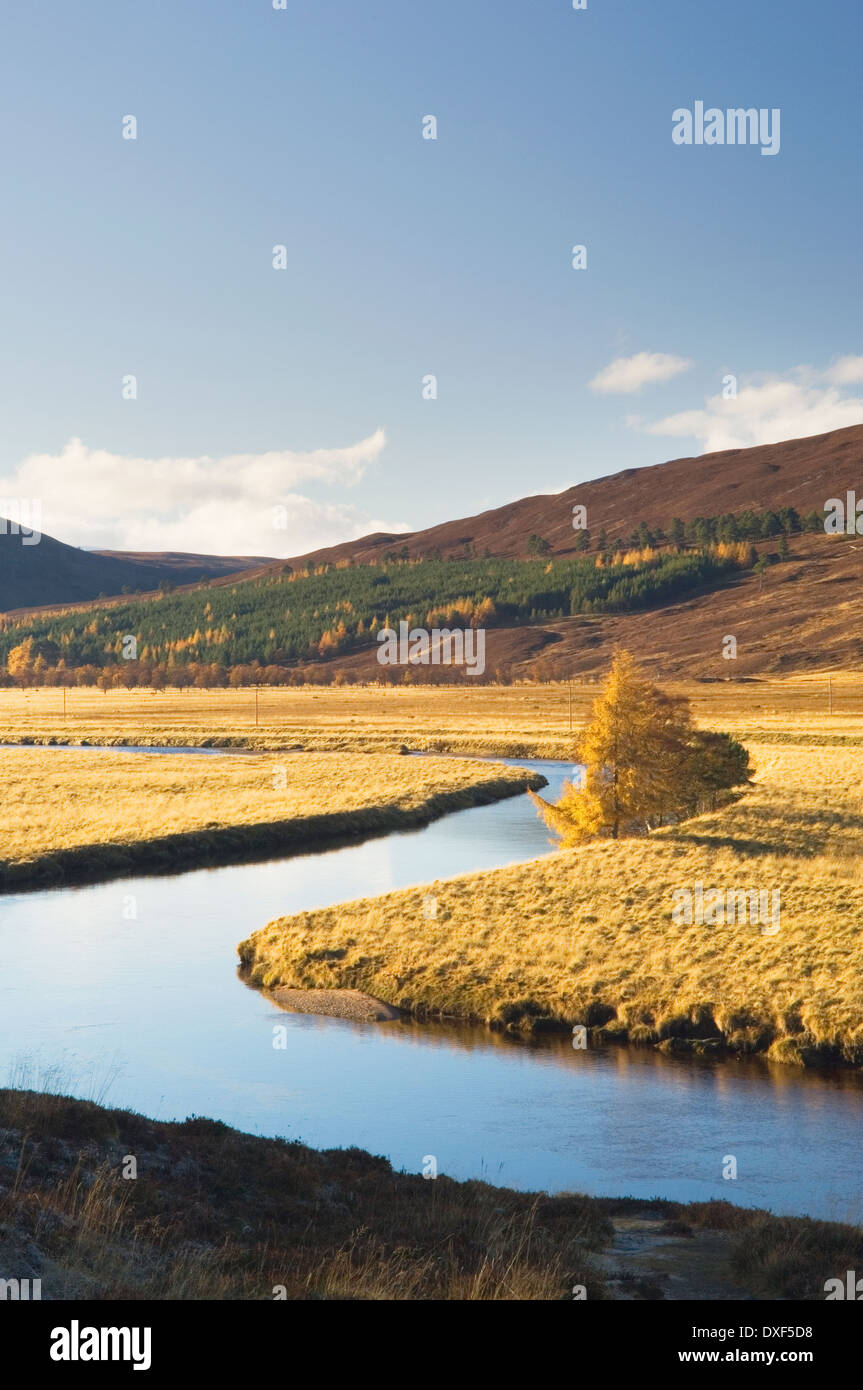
left=0, top=752, right=861, bottom=1222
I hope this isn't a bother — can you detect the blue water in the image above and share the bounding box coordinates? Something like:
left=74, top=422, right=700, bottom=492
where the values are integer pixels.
left=0, top=754, right=861, bottom=1222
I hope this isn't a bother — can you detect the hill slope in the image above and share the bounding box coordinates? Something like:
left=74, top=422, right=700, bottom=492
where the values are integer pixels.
left=272, top=423, right=863, bottom=572
left=0, top=527, right=276, bottom=612
left=3, top=424, right=862, bottom=677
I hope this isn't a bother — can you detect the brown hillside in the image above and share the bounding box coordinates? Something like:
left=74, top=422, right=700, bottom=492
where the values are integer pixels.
left=5, top=425, right=863, bottom=676
left=287, top=532, right=863, bottom=681
left=274, top=423, right=863, bottom=571
left=266, top=424, right=863, bottom=679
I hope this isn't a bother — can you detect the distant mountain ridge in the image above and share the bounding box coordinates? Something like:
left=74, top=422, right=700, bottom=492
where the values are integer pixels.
left=0, top=530, right=277, bottom=614
left=4, top=425, right=862, bottom=616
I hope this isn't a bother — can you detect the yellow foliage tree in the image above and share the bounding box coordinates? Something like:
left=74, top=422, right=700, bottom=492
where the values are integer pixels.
left=7, top=638, right=35, bottom=676
left=531, top=651, right=750, bottom=844
left=7, top=636, right=61, bottom=679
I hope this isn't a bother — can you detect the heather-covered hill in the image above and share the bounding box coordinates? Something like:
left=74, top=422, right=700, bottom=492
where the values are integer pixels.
left=0, top=525, right=275, bottom=613
left=267, top=423, right=863, bottom=571
left=3, top=424, right=862, bottom=678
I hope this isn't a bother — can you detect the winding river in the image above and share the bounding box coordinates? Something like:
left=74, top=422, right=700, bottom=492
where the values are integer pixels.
left=1, top=752, right=861, bottom=1223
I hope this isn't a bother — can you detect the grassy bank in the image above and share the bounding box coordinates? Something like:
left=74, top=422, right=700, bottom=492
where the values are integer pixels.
left=0, top=685, right=579, bottom=758
left=1, top=1088, right=860, bottom=1300
left=4, top=680, right=863, bottom=759
left=0, top=747, right=540, bottom=891
left=240, top=742, right=863, bottom=1068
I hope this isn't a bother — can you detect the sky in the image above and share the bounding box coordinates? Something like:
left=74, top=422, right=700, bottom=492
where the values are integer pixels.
left=1, top=0, right=862, bottom=557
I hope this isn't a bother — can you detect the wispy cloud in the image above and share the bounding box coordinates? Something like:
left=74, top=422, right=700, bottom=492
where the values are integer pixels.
left=0, top=430, right=411, bottom=556
left=639, top=359, right=863, bottom=453
left=589, top=351, right=692, bottom=395
left=825, top=355, right=863, bottom=386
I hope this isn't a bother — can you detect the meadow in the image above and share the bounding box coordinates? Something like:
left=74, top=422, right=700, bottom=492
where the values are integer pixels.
left=0, top=745, right=536, bottom=890
left=2, top=674, right=863, bottom=756
left=239, top=737, right=863, bottom=1068
left=4, top=679, right=863, bottom=1062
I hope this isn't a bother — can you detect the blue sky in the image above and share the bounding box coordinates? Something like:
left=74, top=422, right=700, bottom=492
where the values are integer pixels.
left=1, top=0, right=861, bottom=556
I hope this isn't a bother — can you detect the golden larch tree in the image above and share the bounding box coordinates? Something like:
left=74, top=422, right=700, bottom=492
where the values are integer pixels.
left=531, top=651, right=750, bottom=845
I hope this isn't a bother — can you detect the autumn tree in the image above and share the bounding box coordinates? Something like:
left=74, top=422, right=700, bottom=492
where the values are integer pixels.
left=6, top=636, right=61, bottom=683
left=7, top=639, right=34, bottom=677
left=530, top=651, right=751, bottom=845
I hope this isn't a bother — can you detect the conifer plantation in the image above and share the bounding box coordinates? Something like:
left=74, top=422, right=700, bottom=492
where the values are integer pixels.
left=0, top=546, right=752, bottom=687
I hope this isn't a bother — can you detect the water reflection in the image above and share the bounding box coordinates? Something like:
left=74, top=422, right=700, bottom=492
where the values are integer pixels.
left=0, top=756, right=861, bottom=1221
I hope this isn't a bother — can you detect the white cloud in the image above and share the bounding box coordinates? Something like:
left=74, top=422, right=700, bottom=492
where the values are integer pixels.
left=589, top=351, right=692, bottom=395
left=0, top=430, right=410, bottom=556
left=642, top=363, right=863, bottom=453
left=826, top=355, right=863, bottom=386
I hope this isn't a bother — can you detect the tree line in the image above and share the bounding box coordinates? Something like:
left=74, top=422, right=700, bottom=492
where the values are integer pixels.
left=0, top=544, right=752, bottom=682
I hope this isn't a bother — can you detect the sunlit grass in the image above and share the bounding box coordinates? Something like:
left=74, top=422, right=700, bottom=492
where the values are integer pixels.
left=240, top=741, right=863, bottom=1067
left=0, top=747, right=536, bottom=889
left=3, top=678, right=863, bottom=758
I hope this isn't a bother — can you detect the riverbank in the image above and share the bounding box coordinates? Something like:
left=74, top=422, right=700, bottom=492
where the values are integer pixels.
left=4, top=681, right=863, bottom=760
left=240, top=741, right=863, bottom=1068
left=1, top=1088, right=859, bottom=1300
left=0, top=747, right=541, bottom=891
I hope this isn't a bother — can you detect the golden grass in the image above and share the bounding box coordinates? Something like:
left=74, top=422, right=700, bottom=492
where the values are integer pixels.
left=240, top=741, right=863, bottom=1066
left=0, top=747, right=537, bottom=890
left=4, top=677, right=863, bottom=759
left=5, top=683, right=863, bottom=1058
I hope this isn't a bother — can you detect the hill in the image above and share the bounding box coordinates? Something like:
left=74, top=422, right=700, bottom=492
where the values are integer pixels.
left=268, top=422, right=863, bottom=571
left=0, top=526, right=276, bottom=612
left=2, top=424, right=862, bottom=679
left=0, top=543, right=755, bottom=681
